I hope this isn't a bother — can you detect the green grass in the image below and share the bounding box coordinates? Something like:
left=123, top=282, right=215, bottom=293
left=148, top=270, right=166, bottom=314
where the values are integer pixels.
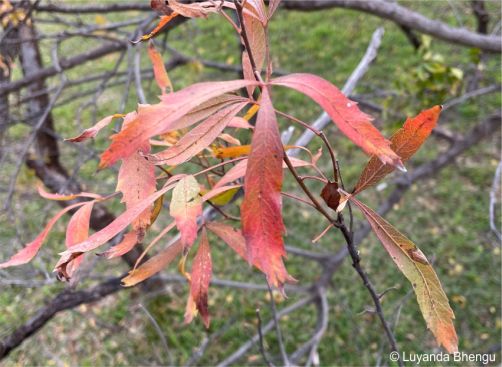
left=1, top=2, right=501, bottom=366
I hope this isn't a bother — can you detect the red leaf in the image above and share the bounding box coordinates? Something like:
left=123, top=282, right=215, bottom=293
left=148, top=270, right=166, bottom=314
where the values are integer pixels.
left=271, top=73, right=401, bottom=167
left=55, top=179, right=181, bottom=272
left=147, top=42, right=173, bottom=94
left=241, top=88, right=293, bottom=288
left=116, top=115, right=156, bottom=232
left=122, top=240, right=183, bottom=287
left=64, top=201, right=95, bottom=277
left=65, top=114, right=123, bottom=143
left=146, top=102, right=247, bottom=165
left=169, top=175, right=202, bottom=249
left=187, top=228, right=212, bottom=328
left=214, top=156, right=310, bottom=189
left=206, top=221, right=264, bottom=273
left=354, top=105, right=441, bottom=194
left=241, top=1, right=266, bottom=95
left=99, top=80, right=257, bottom=168
left=0, top=202, right=86, bottom=268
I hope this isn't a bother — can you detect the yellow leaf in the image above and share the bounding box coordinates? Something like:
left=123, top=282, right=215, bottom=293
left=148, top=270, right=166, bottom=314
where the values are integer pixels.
left=350, top=196, right=458, bottom=353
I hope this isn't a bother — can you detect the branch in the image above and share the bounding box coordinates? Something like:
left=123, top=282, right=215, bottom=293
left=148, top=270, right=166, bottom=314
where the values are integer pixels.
left=0, top=276, right=124, bottom=359
left=281, top=0, right=501, bottom=53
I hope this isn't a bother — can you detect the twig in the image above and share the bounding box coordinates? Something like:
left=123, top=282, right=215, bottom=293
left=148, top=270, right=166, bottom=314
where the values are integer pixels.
left=256, top=308, right=274, bottom=367
left=267, top=282, right=290, bottom=367
left=138, top=303, right=174, bottom=366
left=489, top=161, right=502, bottom=244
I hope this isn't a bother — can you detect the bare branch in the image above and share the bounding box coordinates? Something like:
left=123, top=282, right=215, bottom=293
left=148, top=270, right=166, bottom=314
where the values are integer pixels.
left=281, top=0, right=501, bottom=52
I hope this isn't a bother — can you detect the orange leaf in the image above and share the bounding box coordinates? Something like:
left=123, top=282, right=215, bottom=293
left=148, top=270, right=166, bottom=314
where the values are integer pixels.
left=188, top=228, right=212, bottom=328
left=64, top=201, right=95, bottom=278
left=122, top=240, right=183, bottom=287
left=353, top=106, right=441, bottom=194
left=146, top=102, right=247, bottom=165
left=241, top=88, right=294, bottom=289
left=37, top=185, right=101, bottom=201
left=271, top=73, right=402, bottom=168
left=65, top=114, right=124, bottom=142
left=214, top=156, right=310, bottom=189
left=169, top=175, right=202, bottom=249
left=55, top=179, right=181, bottom=273
left=132, top=13, right=179, bottom=44
left=101, top=231, right=139, bottom=259
left=350, top=196, right=458, bottom=353
left=147, top=42, right=173, bottom=94
left=0, top=202, right=86, bottom=268
left=99, top=80, right=257, bottom=168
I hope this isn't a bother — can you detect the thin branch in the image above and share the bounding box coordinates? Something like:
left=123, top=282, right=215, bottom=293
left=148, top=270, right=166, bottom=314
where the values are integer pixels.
left=489, top=160, right=502, bottom=244
left=256, top=308, right=274, bottom=367
left=267, top=282, right=290, bottom=367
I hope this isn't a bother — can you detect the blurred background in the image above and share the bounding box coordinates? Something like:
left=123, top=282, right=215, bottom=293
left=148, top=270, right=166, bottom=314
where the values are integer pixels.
left=0, top=1, right=500, bottom=366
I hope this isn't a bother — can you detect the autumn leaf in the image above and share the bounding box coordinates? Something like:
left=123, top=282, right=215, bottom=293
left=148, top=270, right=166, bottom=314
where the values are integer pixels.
left=147, top=42, right=173, bottom=94
left=55, top=179, right=182, bottom=274
left=168, top=0, right=220, bottom=18
left=132, top=13, right=179, bottom=44
left=186, top=228, right=212, bottom=328
left=37, top=185, right=101, bottom=201
left=241, top=0, right=266, bottom=95
left=64, top=201, right=95, bottom=278
left=350, top=196, right=458, bottom=353
left=99, top=80, right=257, bottom=168
left=203, top=187, right=240, bottom=206
left=65, top=114, right=124, bottom=143
left=320, top=181, right=341, bottom=211
left=211, top=144, right=295, bottom=159
left=170, top=175, right=202, bottom=249
left=214, top=156, right=310, bottom=189
left=353, top=105, right=441, bottom=194
left=268, top=0, right=282, bottom=19
left=241, top=88, right=294, bottom=289
left=101, top=231, right=139, bottom=260
left=122, top=240, right=183, bottom=287
left=271, top=73, right=402, bottom=167
left=0, top=202, right=86, bottom=269
left=116, top=114, right=156, bottom=232
left=115, top=112, right=156, bottom=234
left=146, top=102, right=247, bottom=165
left=206, top=221, right=264, bottom=273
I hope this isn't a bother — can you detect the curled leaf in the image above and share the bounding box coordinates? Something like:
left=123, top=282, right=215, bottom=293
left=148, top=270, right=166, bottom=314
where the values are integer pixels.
left=0, top=202, right=86, bottom=269
left=122, top=240, right=183, bottom=287
left=147, top=42, right=173, bottom=94
left=187, top=228, right=212, bottom=328
left=65, top=114, right=124, bottom=143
